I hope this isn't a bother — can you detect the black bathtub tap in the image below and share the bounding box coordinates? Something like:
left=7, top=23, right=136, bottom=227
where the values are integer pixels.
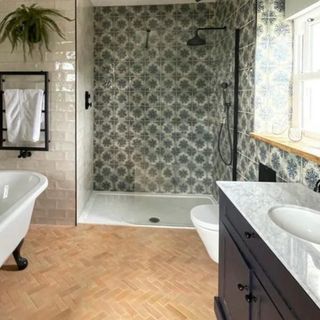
left=18, top=149, right=32, bottom=159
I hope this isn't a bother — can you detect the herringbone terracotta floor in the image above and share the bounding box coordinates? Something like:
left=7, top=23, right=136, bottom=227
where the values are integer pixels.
left=0, top=225, right=218, bottom=320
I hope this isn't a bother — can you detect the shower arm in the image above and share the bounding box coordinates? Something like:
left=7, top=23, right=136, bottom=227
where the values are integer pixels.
left=145, top=29, right=151, bottom=49
left=196, top=27, right=227, bottom=32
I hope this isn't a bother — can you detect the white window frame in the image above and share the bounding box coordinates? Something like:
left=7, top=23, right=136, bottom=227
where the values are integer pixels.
left=293, top=6, right=320, bottom=139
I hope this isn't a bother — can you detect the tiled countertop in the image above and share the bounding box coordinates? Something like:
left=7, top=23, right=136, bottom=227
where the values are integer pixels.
left=217, top=181, right=320, bottom=309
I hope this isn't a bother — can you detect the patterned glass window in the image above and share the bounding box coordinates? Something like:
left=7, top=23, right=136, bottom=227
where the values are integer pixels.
left=293, top=5, right=320, bottom=136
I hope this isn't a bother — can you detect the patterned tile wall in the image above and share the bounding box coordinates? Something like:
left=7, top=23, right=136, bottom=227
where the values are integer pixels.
left=237, top=0, right=320, bottom=190
left=92, top=0, right=319, bottom=197
left=0, top=0, right=76, bottom=225
left=93, top=2, right=237, bottom=195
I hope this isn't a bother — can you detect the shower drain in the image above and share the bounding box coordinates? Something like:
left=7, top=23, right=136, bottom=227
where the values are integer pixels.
left=149, top=217, right=160, bottom=223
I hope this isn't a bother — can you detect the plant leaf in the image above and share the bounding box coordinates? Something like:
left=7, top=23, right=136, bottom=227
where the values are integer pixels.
left=0, top=3, right=73, bottom=61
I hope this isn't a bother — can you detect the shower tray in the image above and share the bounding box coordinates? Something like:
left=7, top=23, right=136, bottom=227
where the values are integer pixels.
left=79, top=191, right=215, bottom=228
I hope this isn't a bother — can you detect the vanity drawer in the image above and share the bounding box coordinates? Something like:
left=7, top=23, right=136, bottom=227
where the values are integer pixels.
left=220, top=192, right=289, bottom=285
left=220, top=194, right=261, bottom=257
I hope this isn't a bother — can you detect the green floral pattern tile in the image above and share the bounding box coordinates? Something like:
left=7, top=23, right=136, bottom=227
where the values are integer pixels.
left=93, top=2, right=253, bottom=194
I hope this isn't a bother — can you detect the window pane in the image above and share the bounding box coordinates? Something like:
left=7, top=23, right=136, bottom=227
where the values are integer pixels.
left=310, top=20, right=320, bottom=72
left=302, top=79, right=320, bottom=133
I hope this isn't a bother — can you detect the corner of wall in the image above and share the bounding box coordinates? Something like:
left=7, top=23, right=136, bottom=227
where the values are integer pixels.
left=76, top=0, right=94, bottom=215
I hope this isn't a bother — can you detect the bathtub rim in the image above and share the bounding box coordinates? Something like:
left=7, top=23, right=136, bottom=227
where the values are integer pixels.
left=0, top=170, right=48, bottom=225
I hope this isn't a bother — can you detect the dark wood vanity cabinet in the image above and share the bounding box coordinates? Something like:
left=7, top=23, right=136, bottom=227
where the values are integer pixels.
left=250, top=273, right=283, bottom=320
left=218, top=223, right=282, bottom=320
left=214, top=190, right=320, bottom=320
left=219, top=223, right=250, bottom=320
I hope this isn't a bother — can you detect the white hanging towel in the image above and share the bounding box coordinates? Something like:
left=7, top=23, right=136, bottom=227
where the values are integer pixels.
left=4, top=89, right=44, bottom=144
left=3, top=89, right=21, bottom=144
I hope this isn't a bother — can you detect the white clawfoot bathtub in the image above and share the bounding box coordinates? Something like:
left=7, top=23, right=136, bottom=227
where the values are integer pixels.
left=0, top=171, right=48, bottom=269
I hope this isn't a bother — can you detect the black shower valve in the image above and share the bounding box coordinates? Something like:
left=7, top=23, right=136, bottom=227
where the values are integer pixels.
left=85, top=91, right=92, bottom=110
left=314, top=179, right=320, bottom=193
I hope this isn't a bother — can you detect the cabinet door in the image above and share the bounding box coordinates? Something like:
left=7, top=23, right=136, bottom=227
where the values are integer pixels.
left=220, top=224, right=250, bottom=320
left=251, top=273, right=284, bottom=320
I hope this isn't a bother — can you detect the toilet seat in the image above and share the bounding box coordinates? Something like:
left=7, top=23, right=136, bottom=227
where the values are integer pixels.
left=191, top=204, right=219, bottom=231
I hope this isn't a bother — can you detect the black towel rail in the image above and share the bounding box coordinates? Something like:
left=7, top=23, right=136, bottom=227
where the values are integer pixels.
left=0, top=71, right=50, bottom=155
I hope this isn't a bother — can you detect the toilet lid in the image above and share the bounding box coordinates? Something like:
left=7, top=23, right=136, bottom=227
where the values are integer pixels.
left=191, top=204, right=219, bottom=231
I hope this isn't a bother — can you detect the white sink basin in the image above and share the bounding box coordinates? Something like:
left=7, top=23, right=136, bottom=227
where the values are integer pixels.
left=268, top=205, right=320, bottom=244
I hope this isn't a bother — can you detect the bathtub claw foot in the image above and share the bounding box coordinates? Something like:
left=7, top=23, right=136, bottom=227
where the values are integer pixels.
left=13, top=239, right=28, bottom=270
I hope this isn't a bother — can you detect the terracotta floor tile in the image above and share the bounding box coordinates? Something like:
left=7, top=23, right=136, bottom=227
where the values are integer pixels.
left=0, top=225, right=217, bottom=320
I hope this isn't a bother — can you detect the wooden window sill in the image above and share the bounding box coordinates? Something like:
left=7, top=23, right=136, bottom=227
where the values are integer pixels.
left=250, top=132, right=320, bottom=164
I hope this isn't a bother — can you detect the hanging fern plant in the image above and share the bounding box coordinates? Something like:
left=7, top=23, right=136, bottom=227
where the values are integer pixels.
left=0, top=4, right=73, bottom=61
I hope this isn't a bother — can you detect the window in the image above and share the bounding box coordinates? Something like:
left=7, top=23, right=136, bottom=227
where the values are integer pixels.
left=293, top=6, right=320, bottom=137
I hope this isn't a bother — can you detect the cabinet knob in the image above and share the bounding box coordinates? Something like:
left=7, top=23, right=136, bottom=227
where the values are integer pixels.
left=245, top=294, right=257, bottom=303
left=237, top=283, right=248, bottom=291
left=244, top=231, right=255, bottom=239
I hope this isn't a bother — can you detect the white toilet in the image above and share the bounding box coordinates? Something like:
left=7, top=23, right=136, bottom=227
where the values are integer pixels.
left=191, top=204, right=219, bottom=263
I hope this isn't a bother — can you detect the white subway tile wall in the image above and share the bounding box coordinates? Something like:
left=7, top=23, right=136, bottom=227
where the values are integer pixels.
left=0, top=0, right=76, bottom=224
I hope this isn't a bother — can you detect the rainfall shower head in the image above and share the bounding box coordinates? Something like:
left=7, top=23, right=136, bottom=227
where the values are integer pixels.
left=187, top=30, right=206, bottom=46
left=187, top=27, right=227, bottom=47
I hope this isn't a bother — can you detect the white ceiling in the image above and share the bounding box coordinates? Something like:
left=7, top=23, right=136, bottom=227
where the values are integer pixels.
left=91, top=0, right=215, bottom=7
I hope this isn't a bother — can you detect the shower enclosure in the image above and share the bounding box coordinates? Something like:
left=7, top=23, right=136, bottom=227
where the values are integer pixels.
left=76, top=2, right=239, bottom=228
